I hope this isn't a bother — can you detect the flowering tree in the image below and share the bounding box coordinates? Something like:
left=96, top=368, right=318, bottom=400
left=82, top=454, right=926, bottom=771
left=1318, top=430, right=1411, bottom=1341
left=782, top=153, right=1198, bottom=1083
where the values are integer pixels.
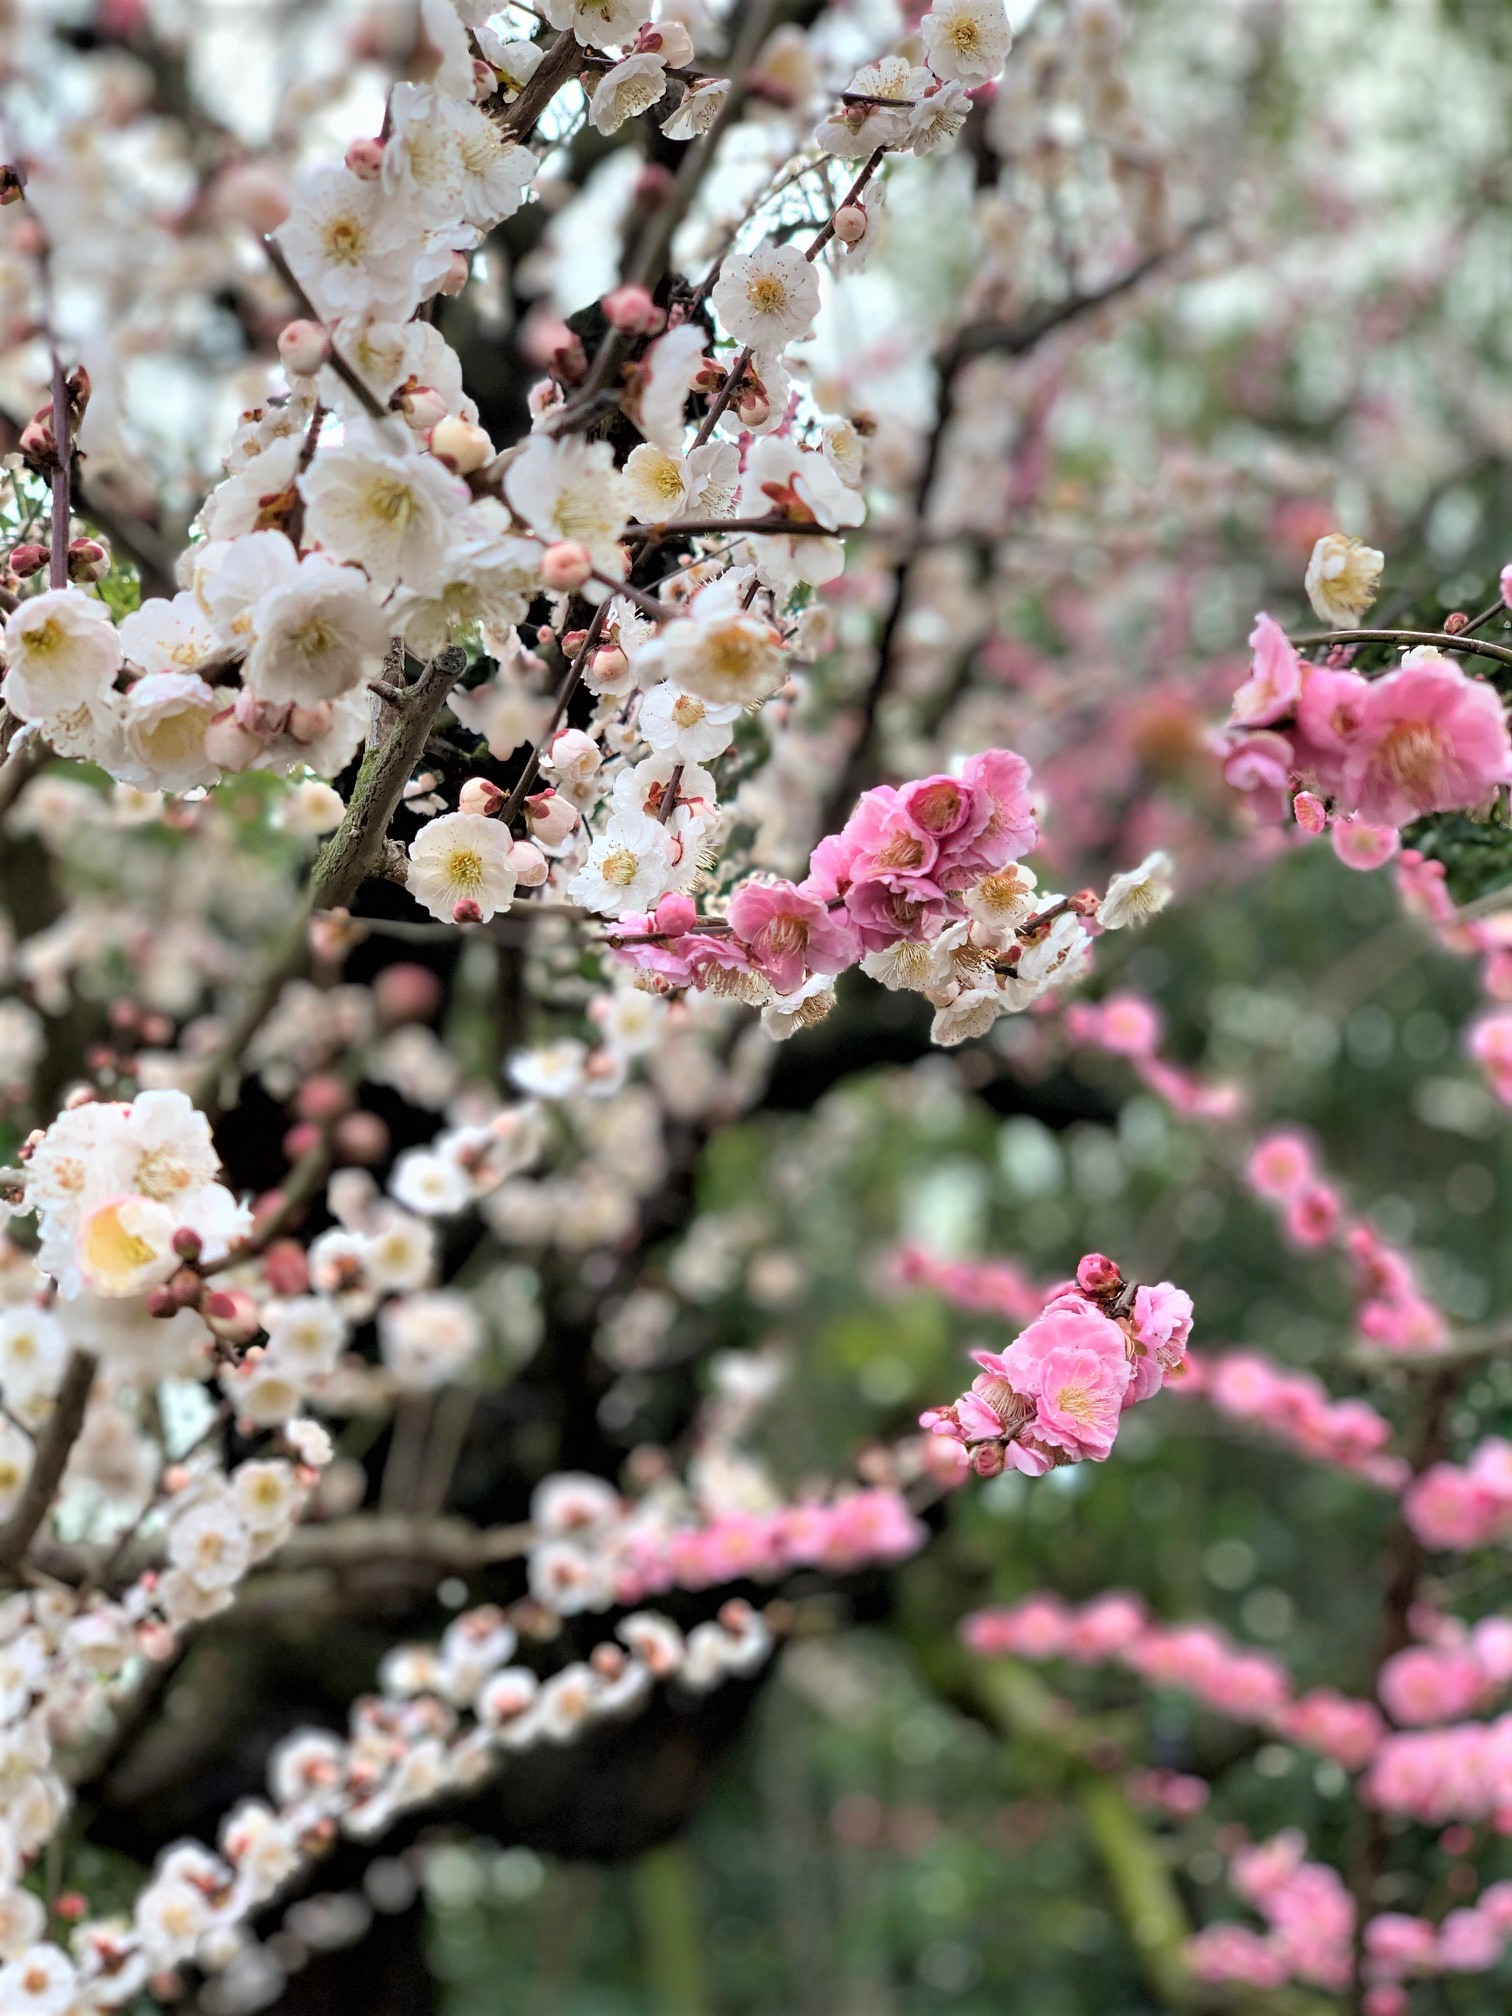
left=0, top=0, right=1509, bottom=2009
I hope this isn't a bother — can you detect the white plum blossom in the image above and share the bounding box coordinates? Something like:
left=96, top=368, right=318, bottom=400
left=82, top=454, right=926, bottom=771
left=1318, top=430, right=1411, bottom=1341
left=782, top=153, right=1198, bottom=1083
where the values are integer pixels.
left=2, top=589, right=121, bottom=724
left=298, top=418, right=468, bottom=590
left=243, top=558, right=393, bottom=705
left=922, top=0, right=1014, bottom=83
left=1097, top=851, right=1175, bottom=929
left=276, top=166, right=431, bottom=321
left=504, top=435, right=631, bottom=580
left=590, top=54, right=668, bottom=135
left=407, top=812, right=518, bottom=922
left=118, top=673, right=221, bottom=792
left=638, top=682, right=741, bottom=762
left=540, top=0, right=652, bottom=51
left=569, top=810, right=679, bottom=916
left=710, top=245, right=820, bottom=353
left=1305, top=532, right=1385, bottom=627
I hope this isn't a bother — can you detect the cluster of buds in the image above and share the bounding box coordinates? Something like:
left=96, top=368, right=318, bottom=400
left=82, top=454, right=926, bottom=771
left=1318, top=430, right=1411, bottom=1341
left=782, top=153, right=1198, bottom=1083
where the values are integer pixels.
left=16, top=364, right=90, bottom=475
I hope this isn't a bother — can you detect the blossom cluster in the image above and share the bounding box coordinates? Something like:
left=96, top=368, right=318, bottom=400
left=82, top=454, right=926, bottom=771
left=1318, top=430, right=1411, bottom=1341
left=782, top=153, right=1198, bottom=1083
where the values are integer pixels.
left=1405, top=1437, right=1512, bottom=1551
left=1180, top=1349, right=1406, bottom=1488
left=1222, top=540, right=1512, bottom=831
left=919, top=1253, right=1192, bottom=1476
left=1243, top=1127, right=1446, bottom=1352
left=1385, top=848, right=1512, bottom=1109
left=962, top=1594, right=1384, bottom=1770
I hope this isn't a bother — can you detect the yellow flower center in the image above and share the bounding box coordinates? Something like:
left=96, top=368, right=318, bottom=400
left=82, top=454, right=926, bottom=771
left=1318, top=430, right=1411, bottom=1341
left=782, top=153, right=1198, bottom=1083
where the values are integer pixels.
left=445, top=846, right=486, bottom=895
left=602, top=847, right=640, bottom=888
left=746, top=274, right=789, bottom=315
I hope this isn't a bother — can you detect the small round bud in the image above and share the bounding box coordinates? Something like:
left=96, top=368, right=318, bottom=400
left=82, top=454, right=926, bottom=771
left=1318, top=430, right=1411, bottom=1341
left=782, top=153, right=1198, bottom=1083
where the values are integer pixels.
left=171, top=1226, right=203, bottom=1262
left=525, top=788, right=579, bottom=846
left=439, top=252, right=471, bottom=296
left=345, top=137, right=385, bottom=181
left=602, top=284, right=665, bottom=336
left=507, top=839, right=549, bottom=887
left=278, top=318, right=332, bottom=377
left=204, top=710, right=264, bottom=774
left=453, top=898, right=483, bottom=925
left=374, top=963, right=443, bottom=1026
left=458, top=776, right=506, bottom=817
left=67, top=537, right=109, bottom=583
left=263, top=1240, right=310, bottom=1297
left=145, top=1286, right=180, bottom=1320
left=8, top=542, right=48, bottom=578
left=296, top=1073, right=352, bottom=1123
left=282, top=1121, right=320, bottom=1160
left=428, top=415, right=492, bottom=475
left=334, top=1110, right=390, bottom=1165
left=205, top=1289, right=260, bottom=1343
left=735, top=385, right=771, bottom=428
left=398, top=384, right=450, bottom=432
left=970, top=1442, right=1007, bottom=1479
left=471, top=57, right=496, bottom=99
left=1442, top=609, right=1470, bottom=635
left=1076, top=1253, right=1122, bottom=1296
left=286, top=701, right=333, bottom=745
left=832, top=203, right=868, bottom=245
left=540, top=541, right=593, bottom=592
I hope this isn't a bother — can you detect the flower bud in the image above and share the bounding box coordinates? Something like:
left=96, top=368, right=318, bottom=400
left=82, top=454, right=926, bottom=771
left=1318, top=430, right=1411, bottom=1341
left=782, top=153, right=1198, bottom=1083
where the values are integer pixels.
left=459, top=776, right=506, bottom=817
left=263, top=1239, right=310, bottom=1297
left=1294, top=789, right=1327, bottom=835
left=398, top=384, right=450, bottom=432
left=735, top=384, right=771, bottom=428
left=297, top=1073, right=352, bottom=1123
left=971, top=1442, right=1007, bottom=1478
left=205, top=1288, right=260, bottom=1344
left=524, top=788, right=579, bottom=845
left=334, top=1110, right=389, bottom=1164
left=453, top=897, right=483, bottom=924
left=8, top=542, right=47, bottom=578
left=602, top=284, right=665, bottom=336
left=636, top=19, right=694, bottom=63
left=1442, top=609, right=1469, bottom=635
left=145, top=1286, right=180, bottom=1320
left=507, top=839, right=549, bottom=886
left=832, top=203, right=868, bottom=244
left=204, top=710, right=265, bottom=773
left=540, top=541, right=593, bottom=592
left=439, top=252, right=471, bottom=296
left=286, top=701, right=333, bottom=744
left=428, top=415, right=492, bottom=475
left=374, top=963, right=443, bottom=1025
left=1076, top=1253, right=1122, bottom=1296
left=68, top=538, right=109, bottom=583
left=632, top=162, right=677, bottom=210
left=282, top=1122, right=320, bottom=1160
left=171, top=1226, right=203, bottom=1262
left=278, top=318, right=332, bottom=377
left=345, top=137, right=385, bottom=181
left=471, top=57, right=496, bottom=99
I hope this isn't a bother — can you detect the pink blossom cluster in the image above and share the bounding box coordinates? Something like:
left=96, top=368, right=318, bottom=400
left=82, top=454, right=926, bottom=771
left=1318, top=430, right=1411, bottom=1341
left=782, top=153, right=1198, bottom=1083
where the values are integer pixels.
left=1061, top=992, right=1243, bottom=1120
left=893, top=1245, right=1049, bottom=1327
left=1404, top=1438, right=1512, bottom=1550
left=526, top=1481, right=929, bottom=1618
left=1188, top=1831, right=1355, bottom=1992
left=1192, top=1832, right=1512, bottom=2004
left=1362, top=1715, right=1512, bottom=1826
left=613, top=751, right=1039, bottom=998
left=1180, top=1349, right=1407, bottom=1488
left=1244, top=1128, right=1447, bottom=1352
left=1376, top=1611, right=1512, bottom=1727
left=962, top=1593, right=1384, bottom=1769
left=1223, top=614, right=1512, bottom=829
left=1389, top=848, right=1512, bottom=1108
left=919, top=1255, right=1192, bottom=1476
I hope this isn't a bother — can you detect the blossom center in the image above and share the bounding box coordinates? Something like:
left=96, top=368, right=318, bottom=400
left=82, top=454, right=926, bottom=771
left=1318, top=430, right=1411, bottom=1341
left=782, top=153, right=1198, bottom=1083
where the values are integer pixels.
left=602, top=847, right=641, bottom=888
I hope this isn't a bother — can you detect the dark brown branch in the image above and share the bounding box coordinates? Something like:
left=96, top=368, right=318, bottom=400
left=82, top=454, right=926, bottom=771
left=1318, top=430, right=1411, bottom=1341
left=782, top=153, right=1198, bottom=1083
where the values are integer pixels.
left=0, top=1350, right=97, bottom=1575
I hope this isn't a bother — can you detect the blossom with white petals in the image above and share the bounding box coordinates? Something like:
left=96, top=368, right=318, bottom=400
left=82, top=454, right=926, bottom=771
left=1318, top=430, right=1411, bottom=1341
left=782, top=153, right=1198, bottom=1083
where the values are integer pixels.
left=408, top=812, right=518, bottom=922
left=711, top=245, right=820, bottom=353
left=2, top=589, right=121, bottom=724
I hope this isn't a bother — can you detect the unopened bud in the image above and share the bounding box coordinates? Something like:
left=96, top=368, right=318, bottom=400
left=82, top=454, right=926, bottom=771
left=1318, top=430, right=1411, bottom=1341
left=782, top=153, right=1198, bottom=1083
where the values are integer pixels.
left=1294, top=789, right=1327, bottom=835
left=263, top=1239, right=309, bottom=1297
left=334, top=1110, right=389, bottom=1164
left=524, top=789, right=579, bottom=845
left=459, top=777, right=506, bottom=817
left=439, top=252, right=471, bottom=296
left=278, top=318, right=331, bottom=377
left=540, top=541, right=593, bottom=592
left=970, top=1442, right=1007, bottom=1479
left=428, top=414, right=492, bottom=475
left=171, top=1226, right=203, bottom=1262
left=602, top=284, right=665, bottom=336
left=67, top=537, right=109, bottom=584
left=206, top=1288, right=261, bottom=1344
left=8, top=542, right=47, bottom=578
left=635, top=19, right=694, bottom=63
left=374, top=963, right=443, bottom=1025
left=507, top=839, right=548, bottom=887
left=145, top=1286, right=180, bottom=1320
left=832, top=203, right=868, bottom=245
left=345, top=137, right=385, bottom=181
left=632, top=161, right=677, bottom=210
left=472, top=57, right=497, bottom=99
left=590, top=643, right=629, bottom=686
left=735, top=385, right=771, bottom=428
left=286, top=701, right=333, bottom=745
left=1076, top=1253, right=1121, bottom=1296
left=1442, top=609, right=1470, bottom=635
left=398, top=384, right=450, bottom=432
left=297, top=1073, right=351, bottom=1123
left=204, top=709, right=265, bottom=773
left=453, top=898, right=483, bottom=925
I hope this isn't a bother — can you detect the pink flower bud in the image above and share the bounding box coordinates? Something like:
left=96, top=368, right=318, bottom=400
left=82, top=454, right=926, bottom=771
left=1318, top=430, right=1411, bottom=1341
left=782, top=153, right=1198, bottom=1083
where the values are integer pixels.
left=591, top=643, right=629, bottom=686
left=428, top=415, right=492, bottom=475
left=345, top=137, right=384, bottom=181
left=458, top=776, right=506, bottom=817
left=453, top=898, right=483, bottom=924
left=278, top=319, right=331, bottom=377
left=399, top=385, right=450, bottom=432
left=67, top=537, right=109, bottom=583
left=205, top=1288, right=260, bottom=1344
left=735, top=385, right=771, bottom=428
left=653, top=892, right=697, bottom=936
left=296, top=1073, right=352, bottom=1123
left=145, top=1286, right=180, bottom=1320
left=540, top=541, right=594, bottom=592
left=635, top=19, right=693, bottom=63
left=632, top=162, right=677, bottom=210
left=263, top=1239, right=309, bottom=1297
left=8, top=542, right=47, bottom=577
left=524, top=789, right=579, bottom=845
left=282, top=1122, right=320, bottom=1160
left=1076, top=1253, right=1122, bottom=1295
left=18, top=416, right=54, bottom=463
left=374, top=963, right=443, bottom=1025
left=1294, top=789, right=1327, bottom=834
left=832, top=203, right=868, bottom=245
left=171, top=1226, right=203, bottom=1262
left=507, top=839, right=548, bottom=887
left=471, top=57, right=496, bottom=99
left=971, top=1442, right=1007, bottom=1478
left=232, top=689, right=286, bottom=736
left=439, top=252, right=471, bottom=296
left=334, top=1110, right=389, bottom=1165
left=603, top=284, right=665, bottom=336
left=286, top=701, right=333, bottom=744
left=204, top=710, right=265, bottom=773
